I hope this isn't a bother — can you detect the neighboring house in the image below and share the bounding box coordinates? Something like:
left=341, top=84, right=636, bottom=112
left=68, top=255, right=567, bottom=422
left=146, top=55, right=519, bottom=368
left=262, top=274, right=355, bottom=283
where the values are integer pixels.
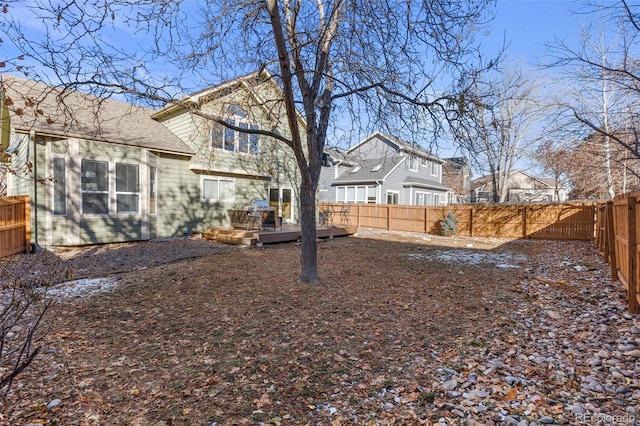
left=470, top=169, right=567, bottom=203
left=319, top=132, right=450, bottom=206
left=442, top=157, right=471, bottom=204
left=0, top=71, right=303, bottom=246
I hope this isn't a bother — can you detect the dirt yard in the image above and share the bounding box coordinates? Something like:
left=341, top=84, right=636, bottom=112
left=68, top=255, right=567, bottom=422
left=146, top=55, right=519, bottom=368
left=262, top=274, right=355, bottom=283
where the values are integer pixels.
left=1, top=231, right=638, bottom=425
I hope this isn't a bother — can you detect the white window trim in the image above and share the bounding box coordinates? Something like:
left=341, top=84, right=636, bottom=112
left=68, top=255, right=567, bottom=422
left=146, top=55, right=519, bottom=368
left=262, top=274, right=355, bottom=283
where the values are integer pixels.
left=409, top=156, right=419, bottom=172
left=201, top=176, right=235, bottom=203
left=386, top=190, right=399, bottom=205
left=211, top=115, right=260, bottom=156
left=149, top=166, right=158, bottom=216
left=115, top=163, right=141, bottom=215
left=52, top=157, right=67, bottom=216
left=80, top=159, right=110, bottom=216
left=336, top=184, right=377, bottom=203
left=430, top=162, right=440, bottom=177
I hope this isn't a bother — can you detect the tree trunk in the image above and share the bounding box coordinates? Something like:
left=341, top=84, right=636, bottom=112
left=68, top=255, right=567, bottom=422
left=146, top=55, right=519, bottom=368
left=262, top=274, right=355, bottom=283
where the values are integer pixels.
left=298, top=178, right=319, bottom=283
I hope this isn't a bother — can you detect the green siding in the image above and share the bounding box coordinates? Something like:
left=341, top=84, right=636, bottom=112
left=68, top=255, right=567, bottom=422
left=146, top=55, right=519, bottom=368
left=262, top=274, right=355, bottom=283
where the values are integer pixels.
left=8, top=132, right=31, bottom=196
left=79, top=217, right=143, bottom=244
left=155, top=153, right=269, bottom=236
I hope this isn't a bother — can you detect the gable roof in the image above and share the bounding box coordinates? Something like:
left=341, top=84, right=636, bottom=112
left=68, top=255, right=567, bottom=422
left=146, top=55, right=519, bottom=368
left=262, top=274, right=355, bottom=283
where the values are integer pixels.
left=323, top=147, right=356, bottom=166
left=152, top=69, right=307, bottom=129
left=1, top=74, right=194, bottom=156
left=469, top=170, right=563, bottom=191
left=348, top=131, right=443, bottom=163
left=333, top=157, right=403, bottom=184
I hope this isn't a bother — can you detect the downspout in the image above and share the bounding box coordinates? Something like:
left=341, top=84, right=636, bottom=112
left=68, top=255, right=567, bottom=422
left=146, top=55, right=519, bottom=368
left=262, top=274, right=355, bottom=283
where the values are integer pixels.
left=31, top=130, right=38, bottom=249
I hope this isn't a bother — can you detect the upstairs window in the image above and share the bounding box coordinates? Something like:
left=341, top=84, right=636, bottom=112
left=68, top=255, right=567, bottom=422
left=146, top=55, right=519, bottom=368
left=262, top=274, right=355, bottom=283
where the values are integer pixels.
left=211, top=106, right=260, bottom=155
left=409, top=156, right=419, bottom=171
left=431, top=162, right=440, bottom=177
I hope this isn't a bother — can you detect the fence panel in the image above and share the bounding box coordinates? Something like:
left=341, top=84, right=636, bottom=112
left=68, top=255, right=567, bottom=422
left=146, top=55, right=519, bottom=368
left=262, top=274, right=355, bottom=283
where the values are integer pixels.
left=388, top=205, right=427, bottom=233
left=319, top=201, right=595, bottom=240
left=355, top=204, right=388, bottom=229
left=525, top=204, right=595, bottom=240
left=0, top=195, right=30, bottom=258
left=470, top=205, right=525, bottom=238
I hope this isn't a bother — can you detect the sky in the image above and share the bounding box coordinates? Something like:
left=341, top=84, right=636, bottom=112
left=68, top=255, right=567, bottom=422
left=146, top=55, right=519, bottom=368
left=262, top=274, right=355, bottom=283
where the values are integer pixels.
left=483, top=0, right=582, bottom=68
left=0, top=0, right=603, bottom=172
left=436, top=0, right=588, bottom=166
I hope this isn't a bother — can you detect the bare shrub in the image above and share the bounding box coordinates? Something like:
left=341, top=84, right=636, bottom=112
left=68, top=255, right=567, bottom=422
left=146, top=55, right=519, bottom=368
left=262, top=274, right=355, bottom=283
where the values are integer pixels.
left=0, top=251, right=73, bottom=394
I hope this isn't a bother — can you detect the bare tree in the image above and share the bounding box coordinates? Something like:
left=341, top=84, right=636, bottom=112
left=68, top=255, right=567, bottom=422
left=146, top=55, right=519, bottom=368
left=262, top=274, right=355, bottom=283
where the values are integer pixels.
left=537, top=133, right=640, bottom=199
left=4, top=0, right=494, bottom=283
left=545, top=15, right=638, bottom=200
left=542, top=1, right=640, bottom=191
left=456, top=66, right=541, bottom=203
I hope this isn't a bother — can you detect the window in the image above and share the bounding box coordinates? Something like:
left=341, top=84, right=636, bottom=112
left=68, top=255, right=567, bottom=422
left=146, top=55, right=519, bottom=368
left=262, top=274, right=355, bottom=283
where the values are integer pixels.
left=250, top=124, right=260, bottom=155
left=53, top=158, right=66, bottom=215
left=211, top=107, right=260, bottom=155
left=336, top=185, right=378, bottom=203
left=431, top=162, right=439, bottom=177
left=149, top=166, right=157, bottom=215
left=409, top=156, right=418, bottom=171
left=116, top=164, right=140, bottom=214
left=386, top=191, right=399, bottom=205
left=415, top=191, right=433, bottom=206
left=367, top=186, right=376, bottom=203
left=238, top=122, right=249, bottom=153
left=439, top=194, right=447, bottom=205
left=224, top=121, right=236, bottom=151
left=202, top=177, right=234, bottom=201
left=81, top=159, right=109, bottom=215
left=211, top=125, right=223, bottom=149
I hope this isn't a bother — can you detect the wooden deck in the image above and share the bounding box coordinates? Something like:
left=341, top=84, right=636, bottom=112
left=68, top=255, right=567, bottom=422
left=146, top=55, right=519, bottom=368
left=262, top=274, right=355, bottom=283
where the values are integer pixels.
left=202, top=224, right=357, bottom=246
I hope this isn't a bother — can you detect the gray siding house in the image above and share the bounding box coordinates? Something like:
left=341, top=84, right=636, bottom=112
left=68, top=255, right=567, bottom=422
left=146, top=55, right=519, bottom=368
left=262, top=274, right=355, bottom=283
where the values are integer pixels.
left=319, top=132, right=450, bottom=206
left=1, top=72, right=303, bottom=246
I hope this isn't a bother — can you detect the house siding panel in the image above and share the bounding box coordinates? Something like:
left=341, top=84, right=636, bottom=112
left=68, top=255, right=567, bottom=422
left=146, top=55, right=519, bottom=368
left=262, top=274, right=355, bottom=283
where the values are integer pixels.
left=7, top=132, right=31, bottom=196
left=354, top=136, right=400, bottom=160
left=79, top=217, right=143, bottom=244
left=155, top=153, right=269, bottom=236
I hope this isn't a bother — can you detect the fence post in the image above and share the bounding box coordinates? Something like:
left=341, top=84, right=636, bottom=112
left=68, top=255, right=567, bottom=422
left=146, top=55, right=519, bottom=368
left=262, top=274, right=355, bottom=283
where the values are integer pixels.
left=628, top=197, right=639, bottom=313
left=25, top=196, right=31, bottom=254
left=386, top=205, right=390, bottom=231
left=523, top=206, right=528, bottom=239
left=470, top=207, right=474, bottom=237
left=606, top=201, right=617, bottom=282
left=424, top=207, right=428, bottom=234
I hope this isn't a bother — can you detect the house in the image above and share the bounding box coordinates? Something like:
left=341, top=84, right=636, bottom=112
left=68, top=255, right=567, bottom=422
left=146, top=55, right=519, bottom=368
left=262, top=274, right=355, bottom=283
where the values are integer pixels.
left=319, top=132, right=450, bottom=206
left=0, top=71, right=303, bottom=246
left=442, top=157, right=471, bottom=204
left=470, top=169, right=567, bottom=203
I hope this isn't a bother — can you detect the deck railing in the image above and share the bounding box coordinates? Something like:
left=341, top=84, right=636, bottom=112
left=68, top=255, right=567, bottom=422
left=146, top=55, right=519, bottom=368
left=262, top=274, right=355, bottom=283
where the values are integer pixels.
left=0, top=195, right=31, bottom=258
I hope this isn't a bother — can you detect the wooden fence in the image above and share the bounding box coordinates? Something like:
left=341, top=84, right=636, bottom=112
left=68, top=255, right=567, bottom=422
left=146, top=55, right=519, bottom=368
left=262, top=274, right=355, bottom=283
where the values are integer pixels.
left=595, top=194, right=640, bottom=313
left=320, top=202, right=596, bottom=240
left=0, top=195, right=31, bottom=258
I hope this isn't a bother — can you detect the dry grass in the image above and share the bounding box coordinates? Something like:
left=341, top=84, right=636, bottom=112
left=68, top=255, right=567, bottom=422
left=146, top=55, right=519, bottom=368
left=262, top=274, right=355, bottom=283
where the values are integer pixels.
left=0, top=234, right=603, bottom=425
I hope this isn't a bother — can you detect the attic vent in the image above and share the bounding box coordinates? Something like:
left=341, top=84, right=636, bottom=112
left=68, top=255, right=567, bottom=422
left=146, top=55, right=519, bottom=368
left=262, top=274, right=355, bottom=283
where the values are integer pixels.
left=350, top=166, right=361, bottom=173
left=372, top=164, right=382, bottom=172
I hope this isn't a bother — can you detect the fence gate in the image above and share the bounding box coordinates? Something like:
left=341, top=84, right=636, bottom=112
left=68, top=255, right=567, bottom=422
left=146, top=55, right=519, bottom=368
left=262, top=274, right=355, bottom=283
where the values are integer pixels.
left=0, top=195, right=31, bottom=258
